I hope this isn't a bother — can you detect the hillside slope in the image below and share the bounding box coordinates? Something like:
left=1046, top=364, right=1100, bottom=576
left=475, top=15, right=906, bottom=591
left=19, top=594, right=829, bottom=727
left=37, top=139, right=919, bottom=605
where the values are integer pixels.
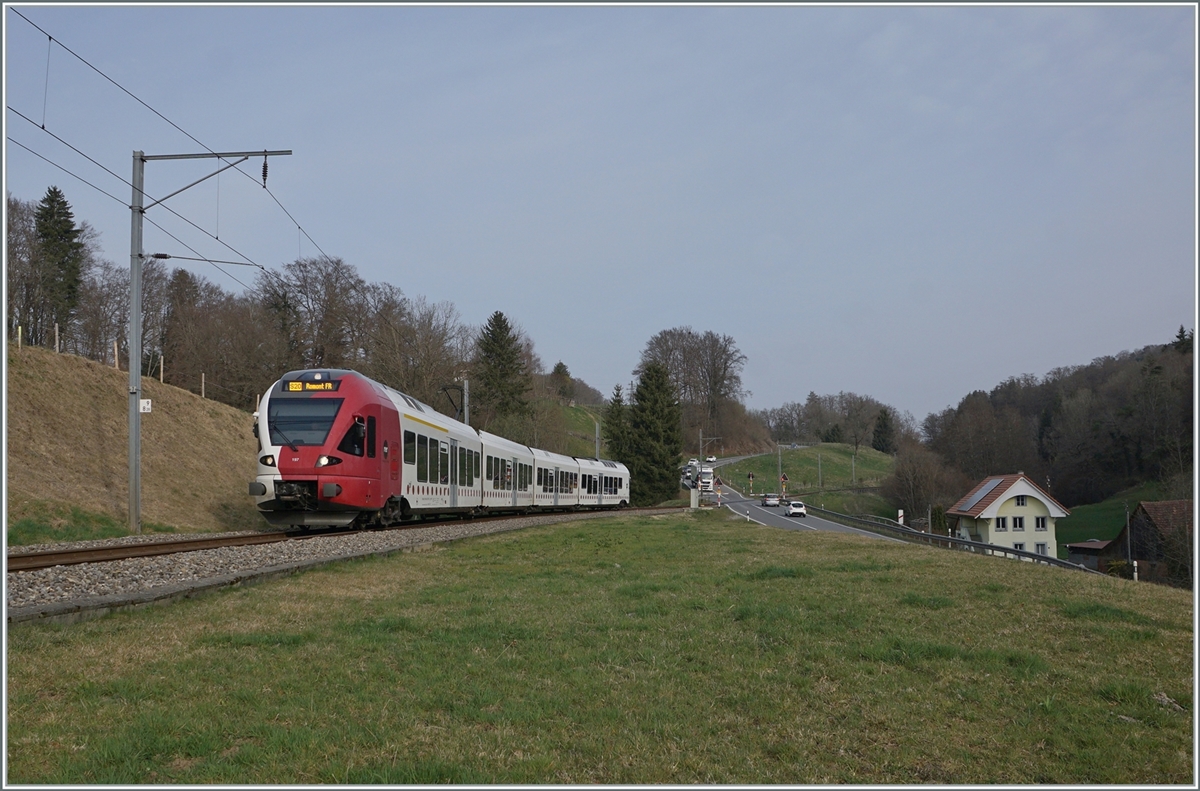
left=6, top=345, right=260, bottom=533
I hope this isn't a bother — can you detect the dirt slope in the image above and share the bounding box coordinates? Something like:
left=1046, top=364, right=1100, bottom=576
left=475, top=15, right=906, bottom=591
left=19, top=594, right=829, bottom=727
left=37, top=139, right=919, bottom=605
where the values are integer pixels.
left=6, top=345, right=260, bottom=533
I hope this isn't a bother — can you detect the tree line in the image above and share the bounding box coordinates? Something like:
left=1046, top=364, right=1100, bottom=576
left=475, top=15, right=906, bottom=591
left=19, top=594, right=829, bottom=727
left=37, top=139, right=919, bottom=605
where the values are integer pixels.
left=6, top=188, right=604, bottom=452
left=12, top=186, right=1188, bottom=513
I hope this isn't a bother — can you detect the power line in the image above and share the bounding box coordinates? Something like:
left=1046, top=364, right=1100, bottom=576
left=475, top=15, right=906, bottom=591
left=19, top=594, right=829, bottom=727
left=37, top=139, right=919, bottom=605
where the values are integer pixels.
left=9, top=106, right=268, bottom=283
left=8, top=7, right=334, bottom=262
left=7, top=134, right=257, bottom=291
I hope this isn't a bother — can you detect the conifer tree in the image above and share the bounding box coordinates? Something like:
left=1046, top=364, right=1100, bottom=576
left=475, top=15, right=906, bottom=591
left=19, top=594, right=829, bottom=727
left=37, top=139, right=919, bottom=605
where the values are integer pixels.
left=34, top=186, right=86, bottom=342
left=627, top=362, right=684, bottom=506
left=872, top=406, right=896, bottom=454
left=603, top=384, right=631, bottom=461
left=473, top=311, right=531, bottom=427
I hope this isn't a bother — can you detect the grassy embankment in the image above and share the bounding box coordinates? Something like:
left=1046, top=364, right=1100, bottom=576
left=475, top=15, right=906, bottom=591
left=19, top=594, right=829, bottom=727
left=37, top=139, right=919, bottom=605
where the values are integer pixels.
left=6, top=344, right=261, bottom=545
left=1054, top=481, right=1179, bottom=549
left=716, top=444, right=895, bottom=517
left=8, top=508, right=1190, bottom=784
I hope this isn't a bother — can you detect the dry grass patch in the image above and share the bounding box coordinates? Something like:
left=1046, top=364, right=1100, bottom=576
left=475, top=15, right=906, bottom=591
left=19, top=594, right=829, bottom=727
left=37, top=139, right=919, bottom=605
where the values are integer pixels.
left=7, top=345, right=260, bottom=536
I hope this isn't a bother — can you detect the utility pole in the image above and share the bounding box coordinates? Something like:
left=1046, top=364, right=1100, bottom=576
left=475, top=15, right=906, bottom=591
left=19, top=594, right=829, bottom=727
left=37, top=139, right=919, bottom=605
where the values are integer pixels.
left=128, top=148, right=290, bottom=535
left=1125, top=501, right=1131, bottom=576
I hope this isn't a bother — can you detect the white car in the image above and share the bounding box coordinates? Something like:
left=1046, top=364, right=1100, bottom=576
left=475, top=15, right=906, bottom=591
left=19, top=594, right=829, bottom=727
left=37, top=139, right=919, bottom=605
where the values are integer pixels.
left=761, top=493, right=780, bottom=507
left=786, top=501, right=807, bottom=518
left=705, top=455, right=716, bottom=463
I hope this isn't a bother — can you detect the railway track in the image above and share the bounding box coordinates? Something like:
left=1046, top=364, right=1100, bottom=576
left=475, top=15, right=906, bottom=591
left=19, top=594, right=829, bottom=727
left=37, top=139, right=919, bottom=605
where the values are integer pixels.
left=6, top=507, right=677, bottom=573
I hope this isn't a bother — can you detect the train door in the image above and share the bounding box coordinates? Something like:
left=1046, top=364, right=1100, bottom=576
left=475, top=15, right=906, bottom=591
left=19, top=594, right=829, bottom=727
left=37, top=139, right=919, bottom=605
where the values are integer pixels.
left=597, top=472, right=604, bottom=507
left=552, top=467, right=560, bottom=507
left=360, top=403, right=381, bottom=507
left=449, top=439, right=459, bottom=507
left=382, top=407, right=401, bottom=499
left=511, top=457, right=518, bottom=507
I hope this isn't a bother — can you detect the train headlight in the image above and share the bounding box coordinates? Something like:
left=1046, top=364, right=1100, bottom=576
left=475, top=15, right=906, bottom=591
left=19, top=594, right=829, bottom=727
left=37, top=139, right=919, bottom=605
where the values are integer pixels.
left=259, top=454, right=276, bottom=467
left=315, top=455, right=343, bottom=467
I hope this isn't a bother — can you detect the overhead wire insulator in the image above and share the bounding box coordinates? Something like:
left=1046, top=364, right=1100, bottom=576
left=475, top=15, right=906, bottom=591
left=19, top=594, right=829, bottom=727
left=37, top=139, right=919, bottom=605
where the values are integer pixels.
left=262, top=154, right=268, bottom=188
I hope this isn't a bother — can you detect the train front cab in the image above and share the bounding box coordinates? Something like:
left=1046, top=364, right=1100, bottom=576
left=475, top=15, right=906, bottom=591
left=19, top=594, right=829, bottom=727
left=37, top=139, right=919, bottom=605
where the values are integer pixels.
left=251, top=370, right=386, bottom=527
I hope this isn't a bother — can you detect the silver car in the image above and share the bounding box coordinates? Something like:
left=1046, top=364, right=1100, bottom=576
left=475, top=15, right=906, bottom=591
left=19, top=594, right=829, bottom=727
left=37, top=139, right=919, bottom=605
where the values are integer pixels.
left=761, top=493, right=780, bottom=507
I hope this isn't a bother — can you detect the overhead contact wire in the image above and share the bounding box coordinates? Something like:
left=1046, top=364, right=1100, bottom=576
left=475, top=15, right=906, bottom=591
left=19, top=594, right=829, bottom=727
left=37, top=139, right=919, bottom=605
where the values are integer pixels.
left=11, top=7, right=330, bottom=262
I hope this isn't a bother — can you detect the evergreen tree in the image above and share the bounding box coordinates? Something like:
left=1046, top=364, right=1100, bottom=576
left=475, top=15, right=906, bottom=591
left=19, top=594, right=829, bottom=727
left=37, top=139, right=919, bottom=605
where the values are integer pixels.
left=627, top=362, right=684, bottom=506
left=1173, top=325, right=1193, bottom=355
left=550, top=360, right=575, bottom=402
left=603, top=384, right=631, bottom=461
left=822, top=423, right=844, bottom=444
left=33, top=186, right=86, bottom=341
left=473, top=311, right=531, bottom=426
left=872, top=406, right=896, bottom=454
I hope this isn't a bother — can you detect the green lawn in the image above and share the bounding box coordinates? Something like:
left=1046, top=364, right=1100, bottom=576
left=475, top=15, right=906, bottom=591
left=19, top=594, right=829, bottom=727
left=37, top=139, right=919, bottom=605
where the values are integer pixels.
left=7, top=510, right=1191, bottom=784
left=1055, top=481, right=1174, bottom=549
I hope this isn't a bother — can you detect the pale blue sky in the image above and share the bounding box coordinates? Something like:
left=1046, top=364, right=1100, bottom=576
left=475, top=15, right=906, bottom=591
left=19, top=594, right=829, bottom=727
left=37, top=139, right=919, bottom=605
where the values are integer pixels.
left=4, top=4, right=1195, bottom=422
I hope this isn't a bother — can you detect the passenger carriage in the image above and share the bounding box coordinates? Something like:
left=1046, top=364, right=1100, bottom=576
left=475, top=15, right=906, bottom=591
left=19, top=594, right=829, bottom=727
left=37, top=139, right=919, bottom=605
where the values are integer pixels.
left=478, top=431, right=536, bottom=512
left=532, top=449, right=581, bottom=509
left=577, top=457, right=629, bottom=509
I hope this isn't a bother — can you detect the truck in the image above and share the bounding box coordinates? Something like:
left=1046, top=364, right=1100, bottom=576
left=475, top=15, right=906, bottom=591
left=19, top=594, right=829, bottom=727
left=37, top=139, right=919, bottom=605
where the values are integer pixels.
left=697, top=466, right=715, bottom=493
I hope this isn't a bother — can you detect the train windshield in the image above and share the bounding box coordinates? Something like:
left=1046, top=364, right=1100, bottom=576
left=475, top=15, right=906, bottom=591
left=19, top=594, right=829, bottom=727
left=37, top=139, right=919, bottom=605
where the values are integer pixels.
left=268, top=398, right=344, bottom=447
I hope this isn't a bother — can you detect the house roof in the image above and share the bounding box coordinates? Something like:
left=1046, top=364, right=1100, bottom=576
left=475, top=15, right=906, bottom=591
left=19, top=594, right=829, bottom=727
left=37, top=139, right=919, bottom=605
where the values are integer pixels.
left=947, top=472, right=1070, bottom=518
left=1138, top=500, right=1194, bottom=539
left=1066, top=540, right=1112, bottom=552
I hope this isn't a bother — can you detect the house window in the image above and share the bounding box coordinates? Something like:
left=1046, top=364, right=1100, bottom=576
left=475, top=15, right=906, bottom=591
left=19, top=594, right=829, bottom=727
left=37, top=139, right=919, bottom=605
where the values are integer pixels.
left=1015, top=495, right=1026, bottom=507
left=1013, top=542, right=1025, bottom=552
left=1035, top=516, right=1047, bottom=531
left=1035, top=543, right=1048, bottom=555
left=995, top=516, right=1007, bottom=531
left=1013, top=516, right=1025, bottom=531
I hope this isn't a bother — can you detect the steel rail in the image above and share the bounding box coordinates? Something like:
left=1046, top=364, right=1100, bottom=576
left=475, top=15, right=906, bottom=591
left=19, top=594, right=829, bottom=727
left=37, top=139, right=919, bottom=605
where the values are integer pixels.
left=7, top=506, right=674, bottom=573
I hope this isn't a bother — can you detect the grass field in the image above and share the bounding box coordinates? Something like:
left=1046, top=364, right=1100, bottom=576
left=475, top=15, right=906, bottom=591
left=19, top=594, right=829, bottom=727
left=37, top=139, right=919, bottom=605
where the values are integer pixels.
left=7, top=510, right=1191, bottom=784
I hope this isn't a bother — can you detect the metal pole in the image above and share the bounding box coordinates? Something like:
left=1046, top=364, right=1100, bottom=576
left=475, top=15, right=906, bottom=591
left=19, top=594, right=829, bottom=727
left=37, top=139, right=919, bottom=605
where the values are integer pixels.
left=463, top=379, right=469, bottom=426
left=595, top=420, right=600, bottom=460
left=818, top=453, right=821, bottom=488
left=1125, top=501, right=1131, bottom=574
left=777, top=445, right=782, bottom=493
left=202, top=372, right=205, bottom=399
left=128, top=150, right=145, bottom=535
left=55, top=323, right=59, bottom=353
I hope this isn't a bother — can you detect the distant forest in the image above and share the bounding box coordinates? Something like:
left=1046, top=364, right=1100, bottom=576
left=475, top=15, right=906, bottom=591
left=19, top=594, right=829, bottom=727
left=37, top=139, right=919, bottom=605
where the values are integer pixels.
left=8, top=186, right=1193, bottom=511
left=756, top=330, right=1193, bottom=512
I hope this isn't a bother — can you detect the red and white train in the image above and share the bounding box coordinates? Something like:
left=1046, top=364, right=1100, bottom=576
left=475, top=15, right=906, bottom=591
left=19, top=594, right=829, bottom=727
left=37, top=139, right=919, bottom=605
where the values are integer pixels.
left=248, top=369, right=630, bottom=528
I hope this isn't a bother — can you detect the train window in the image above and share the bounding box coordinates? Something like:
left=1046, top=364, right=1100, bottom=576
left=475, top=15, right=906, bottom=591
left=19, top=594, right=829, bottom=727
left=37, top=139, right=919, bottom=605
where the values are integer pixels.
left=404, top=431, right=416, bottom=464
left=417, top=435, right=428, bottom=483
left=439, top=442, right=449, bottom=484
left=268, top=397, right=343, bottom=446
left=473, top=450, right=480, bottom=480
left=336, top=420, right=365, bottom=457
left=366, top=417, right=376, bottom=458
left=458, top=447, right=465, bottom=487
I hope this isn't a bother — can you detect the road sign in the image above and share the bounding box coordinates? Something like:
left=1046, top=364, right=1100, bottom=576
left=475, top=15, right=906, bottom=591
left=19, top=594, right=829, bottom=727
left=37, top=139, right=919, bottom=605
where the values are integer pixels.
left=780, top=473, right=789, bottom=483
left=748, top=472, right=754, bottom=480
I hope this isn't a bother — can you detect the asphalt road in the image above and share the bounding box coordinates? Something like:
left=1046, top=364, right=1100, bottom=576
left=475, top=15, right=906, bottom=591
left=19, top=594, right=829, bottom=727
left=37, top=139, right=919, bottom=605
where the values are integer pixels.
left=713, top=485, right=903, bottom=543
